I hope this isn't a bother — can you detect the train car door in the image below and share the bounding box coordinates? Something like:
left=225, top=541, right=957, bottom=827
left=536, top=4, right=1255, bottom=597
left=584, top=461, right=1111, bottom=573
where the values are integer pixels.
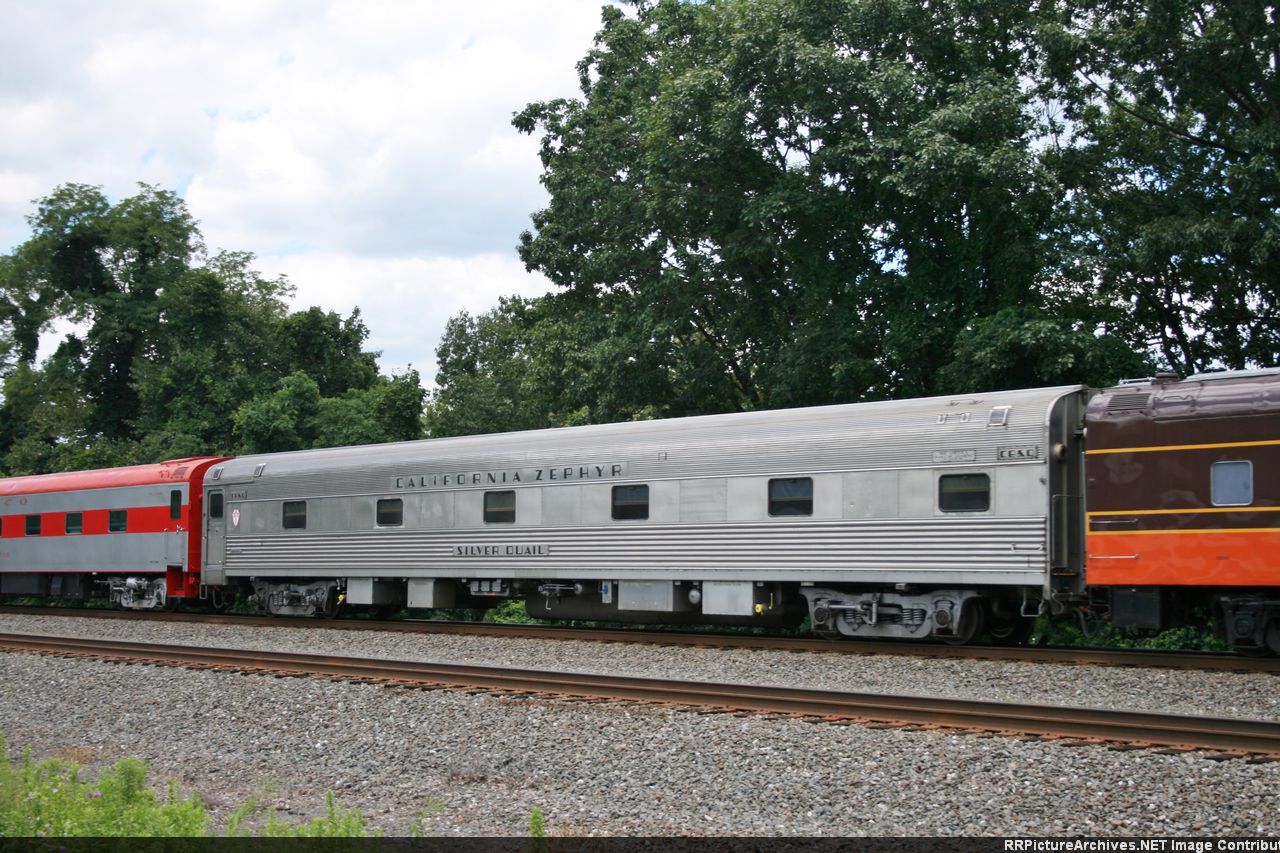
left=165, top=488, right=185, bottom=566
left=204, top=489, right=226, bottom=585
left=1048, top=389, right=1091, bottom=596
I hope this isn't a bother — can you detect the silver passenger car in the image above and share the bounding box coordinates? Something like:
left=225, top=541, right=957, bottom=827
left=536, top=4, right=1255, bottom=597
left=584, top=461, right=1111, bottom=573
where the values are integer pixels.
left=203, top=385, right=1088, bottom=640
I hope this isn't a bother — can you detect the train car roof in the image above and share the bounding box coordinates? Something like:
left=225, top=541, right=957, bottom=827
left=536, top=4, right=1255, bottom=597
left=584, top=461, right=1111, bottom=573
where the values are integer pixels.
left=1088, top=369, right=1280, bottom=424
left=210, top=385, right=1085, bottom=483
left=0, top=457, right=227, bottom=496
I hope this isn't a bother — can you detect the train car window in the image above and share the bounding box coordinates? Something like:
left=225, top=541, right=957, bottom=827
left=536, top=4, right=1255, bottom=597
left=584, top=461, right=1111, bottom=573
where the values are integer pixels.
left=939, top=473, right=991, bottom=512
left=612, top=484, right=650, bottom=520
left=25, top=515, right=41, bottom=536
left=109, top=510, right=128, bottom=532
left=208, top=493, right=224, bottom=519
left=170, top=490, right=182, bottom=520
left=1211, top=460, right=1253, bottom=507
left=282, top=501, right=307, bottom=530
left=376, top=498, right=403, bottom=526
left=768, top=478, right=813, bottom=516
left=484, top=491, right=516, bottom=524
left=65, top=512, right=83, bottom=535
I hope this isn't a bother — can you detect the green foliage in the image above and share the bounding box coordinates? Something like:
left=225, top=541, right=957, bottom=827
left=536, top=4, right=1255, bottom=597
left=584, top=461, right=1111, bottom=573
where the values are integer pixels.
left=0, top=731, right=382, bottom=838
left=236, top=370, right=425, bottom=453
left=434, top=0, right=1278, bottom=428
left=528, top=806, right=546, bottom=838
left=1032, top=616, right=1229, bottom=652
left=0, top=184, right=423, bottom=473
left=940, top=307, right=1153, bottom=392
left=408, top=797, right=446, bottom=838
left=507, top=0, right=1090, bottom=416
left=232, top=372, right=323, bottom=454
left=482, top=598, right=537, bottom=624
left=413, top=607, right=493, bottom=622
left=312, top=371, right=426, bottom=449
left=275, top=307, right=380, bottom=398
left=0, top=743, right=209, bottom=837
left=426, top=293, right=670, bottom=436
left=1041, top=0, right=1280, bottom=373
left=261, top=791, right=376, bottom=838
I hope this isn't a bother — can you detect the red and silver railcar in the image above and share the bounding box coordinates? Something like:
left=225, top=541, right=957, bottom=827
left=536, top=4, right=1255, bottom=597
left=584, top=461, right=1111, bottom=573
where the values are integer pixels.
left=0, top=457, right=226, bottom=608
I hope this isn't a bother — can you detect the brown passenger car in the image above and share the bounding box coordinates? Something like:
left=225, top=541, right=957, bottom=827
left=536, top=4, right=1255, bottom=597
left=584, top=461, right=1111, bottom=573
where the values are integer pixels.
left=1085, top=369, right=1280, bottom=652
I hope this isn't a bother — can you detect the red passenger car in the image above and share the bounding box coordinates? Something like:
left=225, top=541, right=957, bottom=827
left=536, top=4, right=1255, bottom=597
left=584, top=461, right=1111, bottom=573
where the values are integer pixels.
left=0, top=457, right=227, bottom=608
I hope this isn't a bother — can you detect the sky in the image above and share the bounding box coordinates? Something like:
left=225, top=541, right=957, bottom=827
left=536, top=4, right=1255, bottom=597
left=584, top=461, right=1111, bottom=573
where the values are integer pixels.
left=0, top=1, right=614, bottom=383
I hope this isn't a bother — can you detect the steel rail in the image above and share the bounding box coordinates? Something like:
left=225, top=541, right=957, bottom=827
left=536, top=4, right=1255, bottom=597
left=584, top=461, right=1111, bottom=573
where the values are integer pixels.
left=2, top=631, right=1278, bottom=759
left=0, top=605, right=1276, bottom=674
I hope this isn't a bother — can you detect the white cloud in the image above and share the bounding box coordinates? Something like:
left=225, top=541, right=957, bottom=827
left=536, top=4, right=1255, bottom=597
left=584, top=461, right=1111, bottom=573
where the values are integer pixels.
left=251, top=251, right=555, bottom=385
left=0, top=0, right=610, bottom=373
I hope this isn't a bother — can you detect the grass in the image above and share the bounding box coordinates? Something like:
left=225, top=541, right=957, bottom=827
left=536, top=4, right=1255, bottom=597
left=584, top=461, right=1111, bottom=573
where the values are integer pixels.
left=0, top=729, right=378, bottom=838
left=0, top=738, right=209, bottom=837
left=0, top=729, right=558, bottom=838
left=224, top=790, right=375, bottom=838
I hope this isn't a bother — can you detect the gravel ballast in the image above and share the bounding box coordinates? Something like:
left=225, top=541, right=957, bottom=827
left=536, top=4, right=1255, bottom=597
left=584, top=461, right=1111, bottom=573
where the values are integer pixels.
left=1, top=613, right=1278, bottom=836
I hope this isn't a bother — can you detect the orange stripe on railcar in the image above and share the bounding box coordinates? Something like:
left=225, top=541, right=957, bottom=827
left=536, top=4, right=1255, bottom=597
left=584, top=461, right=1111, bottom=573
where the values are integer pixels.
left=1087, top=528, right=1280, bottom=586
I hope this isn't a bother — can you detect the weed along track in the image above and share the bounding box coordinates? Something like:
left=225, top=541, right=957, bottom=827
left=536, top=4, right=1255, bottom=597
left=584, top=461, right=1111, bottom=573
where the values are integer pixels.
left=3, top=631, right=1279, bottom=761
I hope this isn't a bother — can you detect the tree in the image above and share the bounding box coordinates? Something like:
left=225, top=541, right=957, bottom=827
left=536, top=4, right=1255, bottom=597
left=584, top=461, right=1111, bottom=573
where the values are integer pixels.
left=131, top=256, right=293, bottom=453
left=511, top=0, right=1114, bottom=416
left=236, top=370, right=425, bottom=453
left=425, top=292, right=688, bottom=437
left=312, top=371, right=426, bottom=448
left=274, top=306, right=380, bottom=397
left=23, top=184, right=203, bottom=439
left=1042, top=0, right=1280, bottom=372
left=0, top=183, right=422, bottom=472
left=939, top=307, right=1152, bottom=392
left=232, top=372, right=323, bottom=454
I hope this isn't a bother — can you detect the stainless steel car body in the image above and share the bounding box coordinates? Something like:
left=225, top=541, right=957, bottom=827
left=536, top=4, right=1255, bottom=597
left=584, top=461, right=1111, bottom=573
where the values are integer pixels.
left=203, top=385, right=1088, bottom=618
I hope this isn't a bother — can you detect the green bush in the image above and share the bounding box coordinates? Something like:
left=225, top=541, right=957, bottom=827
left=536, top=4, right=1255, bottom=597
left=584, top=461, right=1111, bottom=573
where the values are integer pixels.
left=1030, top=615, right=1228, bottom=652
left=0, top=737, right=209, bottom=837
left=0, top=730, right=379, bottom=838
left=482, top=598, right=537, bottom=624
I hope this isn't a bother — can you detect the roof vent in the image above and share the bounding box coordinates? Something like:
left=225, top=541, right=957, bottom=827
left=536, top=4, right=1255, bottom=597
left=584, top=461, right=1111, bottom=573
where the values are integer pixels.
left=1106, top=392, right=1150, bottom=414
left=253, top=464, right=266, bottom=478
left=988, top=406, right=1011, bottom=427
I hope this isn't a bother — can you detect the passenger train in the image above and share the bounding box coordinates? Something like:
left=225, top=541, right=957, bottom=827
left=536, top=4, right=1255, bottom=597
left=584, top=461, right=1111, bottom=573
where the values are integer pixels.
left=1, top=369, right=1277, bottom=653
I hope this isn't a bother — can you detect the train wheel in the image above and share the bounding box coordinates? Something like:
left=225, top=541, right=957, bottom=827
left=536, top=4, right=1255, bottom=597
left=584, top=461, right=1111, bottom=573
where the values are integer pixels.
left=988, top=614, right=1036, bottom=645
left=317, top=590, right=340, bottom=619
left=208, top=589, right=234, bottom=612
left=941, top=600, right=986, bottom=645
left=1266, top=620, right=1280, bottom=656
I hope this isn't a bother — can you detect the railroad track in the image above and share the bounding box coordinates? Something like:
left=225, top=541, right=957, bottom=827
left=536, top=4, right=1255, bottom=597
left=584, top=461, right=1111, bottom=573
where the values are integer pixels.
left=1, top=605, right=1276, bottom=674
left=2, top=631, right=1277, bottom=761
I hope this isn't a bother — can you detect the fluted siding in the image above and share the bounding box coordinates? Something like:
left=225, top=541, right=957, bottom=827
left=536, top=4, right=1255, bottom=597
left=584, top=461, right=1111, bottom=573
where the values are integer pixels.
left=225, top=516, right=1048, bottom=585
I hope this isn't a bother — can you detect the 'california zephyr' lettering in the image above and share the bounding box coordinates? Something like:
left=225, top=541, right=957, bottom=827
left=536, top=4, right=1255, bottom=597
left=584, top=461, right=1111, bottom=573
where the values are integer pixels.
left=397, top=464, right=626, bottom=491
